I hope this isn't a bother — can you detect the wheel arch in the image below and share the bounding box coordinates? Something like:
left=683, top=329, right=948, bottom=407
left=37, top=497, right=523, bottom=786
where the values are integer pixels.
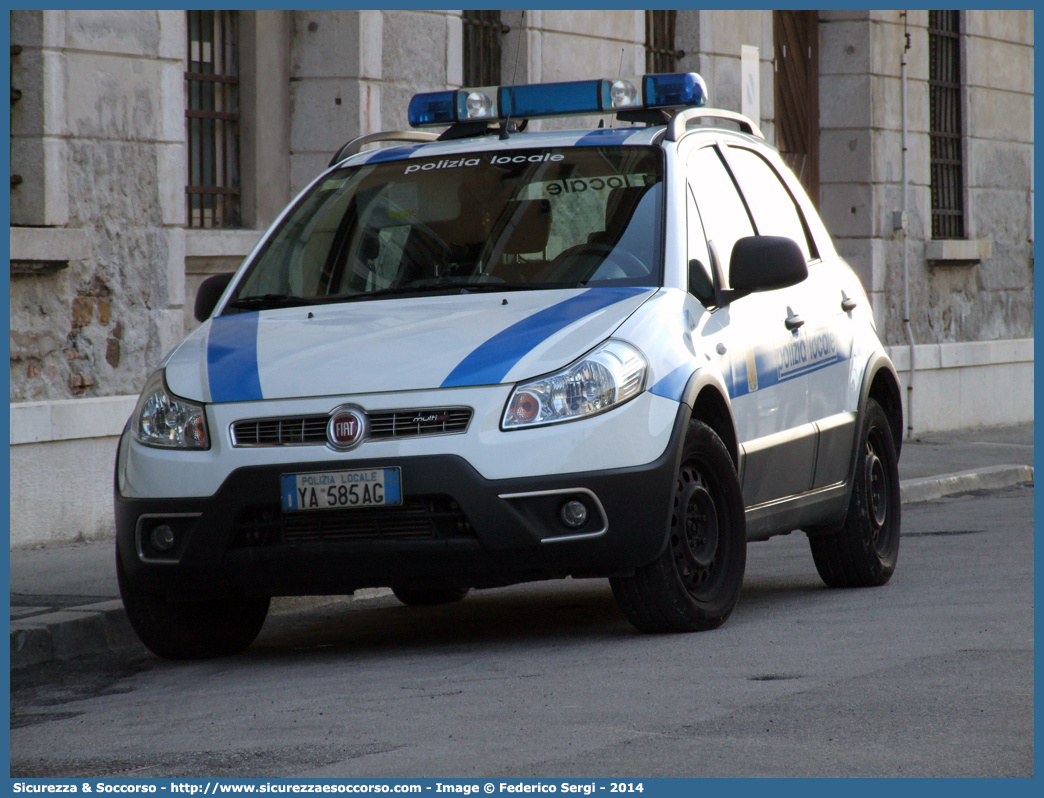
left=680, top=369, right=740, bottom=470
left=864, top=355, right=904, bottom=459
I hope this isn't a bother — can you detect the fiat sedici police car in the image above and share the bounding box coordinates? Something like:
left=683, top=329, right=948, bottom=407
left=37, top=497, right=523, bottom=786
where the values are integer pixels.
left=116, top=73, right=903, bottom=658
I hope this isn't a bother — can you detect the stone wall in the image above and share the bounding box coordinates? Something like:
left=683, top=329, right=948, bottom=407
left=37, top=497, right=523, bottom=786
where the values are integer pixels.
left=819, top=10, right=1034, bottom=348
left=10, top=10, right=186, bottom=404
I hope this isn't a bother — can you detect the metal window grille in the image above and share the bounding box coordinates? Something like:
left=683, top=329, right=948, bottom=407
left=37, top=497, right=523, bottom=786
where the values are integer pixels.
left=645, top=10, right=684, bottom=73
left=928, top=10, right=964, bottom=239
left=462, top=11, right=508, bottom=87
left=186, top=10, right=240, bottom=229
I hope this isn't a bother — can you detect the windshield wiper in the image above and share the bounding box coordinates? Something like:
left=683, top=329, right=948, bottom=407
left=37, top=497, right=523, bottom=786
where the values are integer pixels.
left=227, top=294, right=319, bottom=310
left=322, top=282, right=575, bottom=303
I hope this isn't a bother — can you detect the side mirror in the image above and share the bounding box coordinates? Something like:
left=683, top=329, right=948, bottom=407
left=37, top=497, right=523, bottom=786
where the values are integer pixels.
left=194, top=272, right=236, bottom=322
left=687, top=259, right=714, bottom=304
left=728, top=236, right=808, bottom=293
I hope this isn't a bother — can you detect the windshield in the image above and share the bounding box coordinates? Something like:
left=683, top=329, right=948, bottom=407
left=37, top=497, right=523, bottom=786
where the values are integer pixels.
left=231, top=145, right=664, bottom=307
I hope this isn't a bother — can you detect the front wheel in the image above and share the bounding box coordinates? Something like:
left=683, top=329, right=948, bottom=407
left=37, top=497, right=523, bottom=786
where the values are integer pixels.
left=117, top=550, right=270, bottom=660
left=610, top=419, right=746, bottom=633
left=808, top=398, right=901, bottom=587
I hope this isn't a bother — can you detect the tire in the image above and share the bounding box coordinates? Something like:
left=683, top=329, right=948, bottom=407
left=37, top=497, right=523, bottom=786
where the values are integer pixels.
left=116, top=549, right=270, bottom=660
left=610, top=419, right=746, bottom=633
left=391, top=586, right=470, bottom=606
left=808, top=398, right=901, bottom=588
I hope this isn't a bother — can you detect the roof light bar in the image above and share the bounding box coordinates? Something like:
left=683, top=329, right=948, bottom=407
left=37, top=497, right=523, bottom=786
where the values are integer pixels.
left=407, top=73, right=707, bottom=128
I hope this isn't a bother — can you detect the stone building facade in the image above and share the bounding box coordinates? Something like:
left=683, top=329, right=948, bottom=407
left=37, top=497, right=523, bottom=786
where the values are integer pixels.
left=8, top=9, right=1033, bottom=545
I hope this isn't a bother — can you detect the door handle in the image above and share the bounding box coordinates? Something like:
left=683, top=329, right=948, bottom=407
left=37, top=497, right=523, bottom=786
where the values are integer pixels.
left=841, top=292, right=857, bottom=312
left=784, top=307, right=804, bottom=330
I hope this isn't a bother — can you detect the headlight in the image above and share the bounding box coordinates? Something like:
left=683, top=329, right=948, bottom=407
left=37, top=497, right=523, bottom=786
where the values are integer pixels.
left=132, top=370, right=210, bottom=449
left=502, top=340, right=648, bottom=430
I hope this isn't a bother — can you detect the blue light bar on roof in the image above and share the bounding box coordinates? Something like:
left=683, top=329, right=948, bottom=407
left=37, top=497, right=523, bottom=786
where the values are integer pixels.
left=408, top=73, right=707, bottom=128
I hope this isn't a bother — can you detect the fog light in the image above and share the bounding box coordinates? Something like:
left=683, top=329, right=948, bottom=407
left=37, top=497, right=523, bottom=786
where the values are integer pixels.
left=150, top=524, right=176, bottom=552
left=560, top=500, right=588, bottom=529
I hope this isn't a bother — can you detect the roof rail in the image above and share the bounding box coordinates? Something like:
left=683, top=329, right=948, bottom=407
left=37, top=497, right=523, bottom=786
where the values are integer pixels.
left=666, top=108, right=764, bottom=142
left=329, top=131, right=440, bottom=167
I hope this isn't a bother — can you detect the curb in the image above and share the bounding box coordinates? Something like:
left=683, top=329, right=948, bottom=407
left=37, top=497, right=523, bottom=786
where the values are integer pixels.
left=899, top=464, right=1033, bottom=504
left=10, top=599, right=144, bottom=670
left=9, top=467, right=1034, bottom=669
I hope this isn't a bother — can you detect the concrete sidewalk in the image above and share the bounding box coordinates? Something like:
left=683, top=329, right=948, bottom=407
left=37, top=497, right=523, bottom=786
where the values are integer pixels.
left=9, top=422, right=1033, bottom=669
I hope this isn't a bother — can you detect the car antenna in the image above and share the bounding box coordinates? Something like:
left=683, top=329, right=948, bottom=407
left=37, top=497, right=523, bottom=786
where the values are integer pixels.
left=501, top=11, right=525, bottom=140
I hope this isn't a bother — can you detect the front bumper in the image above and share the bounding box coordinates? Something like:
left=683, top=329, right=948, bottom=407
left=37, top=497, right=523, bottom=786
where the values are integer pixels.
left=116, top=403, right=690, bottom=599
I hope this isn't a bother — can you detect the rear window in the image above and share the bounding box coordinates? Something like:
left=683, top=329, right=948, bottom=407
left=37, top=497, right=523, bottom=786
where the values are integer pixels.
left=234, top=146, right=664, bottom=304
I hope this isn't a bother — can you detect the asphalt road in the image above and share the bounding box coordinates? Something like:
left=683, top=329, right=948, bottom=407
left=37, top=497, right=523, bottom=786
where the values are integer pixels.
left=10, top=484, right=1034, bottom=778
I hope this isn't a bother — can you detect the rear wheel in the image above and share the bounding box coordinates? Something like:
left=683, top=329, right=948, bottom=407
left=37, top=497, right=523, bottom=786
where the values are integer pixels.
left=808, top=398, right=900, bottom=587
left=117, top=550, right=270, bottom=660
left=611, top=419, right=746, bottom=633
left=391, top=586, right=470, bottom=606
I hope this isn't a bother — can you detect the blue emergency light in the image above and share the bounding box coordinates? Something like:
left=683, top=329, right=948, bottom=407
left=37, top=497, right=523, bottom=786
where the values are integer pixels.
left=407, top=73, right=707, bottom=128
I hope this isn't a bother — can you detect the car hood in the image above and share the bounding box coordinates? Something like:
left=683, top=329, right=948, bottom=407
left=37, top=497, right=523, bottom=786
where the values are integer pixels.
left=164, top=287, right=656, bottom=403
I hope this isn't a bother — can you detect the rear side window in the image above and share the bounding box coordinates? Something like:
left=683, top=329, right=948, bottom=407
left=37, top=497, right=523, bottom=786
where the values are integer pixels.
left=724, top=146, right=815, bottom=261
left=687, top=146, right=755, bottom=282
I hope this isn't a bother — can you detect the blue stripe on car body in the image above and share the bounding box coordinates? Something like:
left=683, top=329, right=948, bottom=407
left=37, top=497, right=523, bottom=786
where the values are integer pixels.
left=207, top=313, right=264, bottom=403
left=365, top=144, right=425, bottom=164
left=574, top=128, right=636, bottom=147
left=441, top=287, right=650, bottom=388
left=649, top=363, right=693, bottom=401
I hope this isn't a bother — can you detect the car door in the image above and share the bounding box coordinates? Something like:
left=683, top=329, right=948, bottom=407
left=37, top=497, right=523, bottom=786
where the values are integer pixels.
left=722, top=144, right=857, bottom=490
left=687, top=144, right=815, bottom=507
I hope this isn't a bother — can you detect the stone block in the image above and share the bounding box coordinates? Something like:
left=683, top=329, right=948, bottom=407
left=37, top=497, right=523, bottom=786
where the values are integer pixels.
left=157, top=9, right=185, bottom=61
left=959, top=361, right=1034, bottom=429
left=540, top=10, right=640, bottom=42
left=42, top=48, right=67, bottom=137
left=291, top=153, right=333, bottom=197
left=869, top=17, right=927, bottom=80
left=870, top=75, right=928, bottom=132
left=898, top=362, right=963, bottom=432
left=292, top=11, right=362, bottom=79
left=65, top=52, right=165, bottom=141
left=965, top=10, right=1034, bottom=47
left=969, top=139, right=1033, bottom=191
left=819, top=20, right=870, bottom=75
left=290, top=78, right=367, bottom=153
left=697, top=53, right=741, bottom=113
left=157, top=143, right=186, bottom=227
left=10, top=47, right=44, bottom=136
left=185, top=229, right=266, bottom=259
left=819, top=11, right=870, bottom=22
left=9, top=436, right=122, bottom=546
left=871, top=129, right=930, bottom=186
left=819, top=128, right=872, bottom=184
left=158, top=59, right=185, bottom=143
left=163, top=227, right=186, bottom=308
left=360, top=11, right=383, bottom=81
left=970, top=188, right=1030, bottom=246
left=818, top=73, right=871, bottom=129
left=65, top=10, right=160, bottom=58
left=819, top=183, right=874, bottom=238
left=925, top=239, right=993, bottom=263
left=382, top=11, right=448, bottom=85
left=965, top=36, right=1034, bottom=95
left=967, top=87, right=1033, bottom=143
left=834, top=237, right=875, bottom=292
left=10, top=227, right=88, bottom=262
left=10, top=9, right=43, bottom=45
left=695, top=10, right=767, bottom=56
left=537, top=31, right=638, bottom=83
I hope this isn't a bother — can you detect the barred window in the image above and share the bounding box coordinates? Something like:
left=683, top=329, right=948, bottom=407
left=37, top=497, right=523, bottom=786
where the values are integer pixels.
left=645, top=10, right=684, bottom=73
left=462, top=11, right=508, bottom=87
left=186, top=10, right=240, bottom=229
left=928, top=10, right=964, bottom=239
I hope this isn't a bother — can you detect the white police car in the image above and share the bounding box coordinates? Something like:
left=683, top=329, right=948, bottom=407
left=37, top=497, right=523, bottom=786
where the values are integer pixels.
left=115, top=73, right=903, bottom=659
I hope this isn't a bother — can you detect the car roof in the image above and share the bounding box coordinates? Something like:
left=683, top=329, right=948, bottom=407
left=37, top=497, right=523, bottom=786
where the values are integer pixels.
left=333, top=120, right=771, bottom=171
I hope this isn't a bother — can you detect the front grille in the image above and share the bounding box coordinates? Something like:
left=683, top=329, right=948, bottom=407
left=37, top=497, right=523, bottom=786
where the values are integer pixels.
left=232, top=415, right=329, bottom=446
left=230, top=407, right=473, bottom=447
left=368, top=407, right=472, bottom=439
left=231, top=495, right=474, bottom=546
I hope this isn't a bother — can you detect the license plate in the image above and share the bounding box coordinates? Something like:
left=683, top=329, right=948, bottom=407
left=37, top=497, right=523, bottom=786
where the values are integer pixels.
left=280, top=468, right=402, bottom=512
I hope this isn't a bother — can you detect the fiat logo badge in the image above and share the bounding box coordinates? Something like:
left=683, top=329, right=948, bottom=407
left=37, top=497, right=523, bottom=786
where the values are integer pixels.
left=327, top=407, right=366, bottom=450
